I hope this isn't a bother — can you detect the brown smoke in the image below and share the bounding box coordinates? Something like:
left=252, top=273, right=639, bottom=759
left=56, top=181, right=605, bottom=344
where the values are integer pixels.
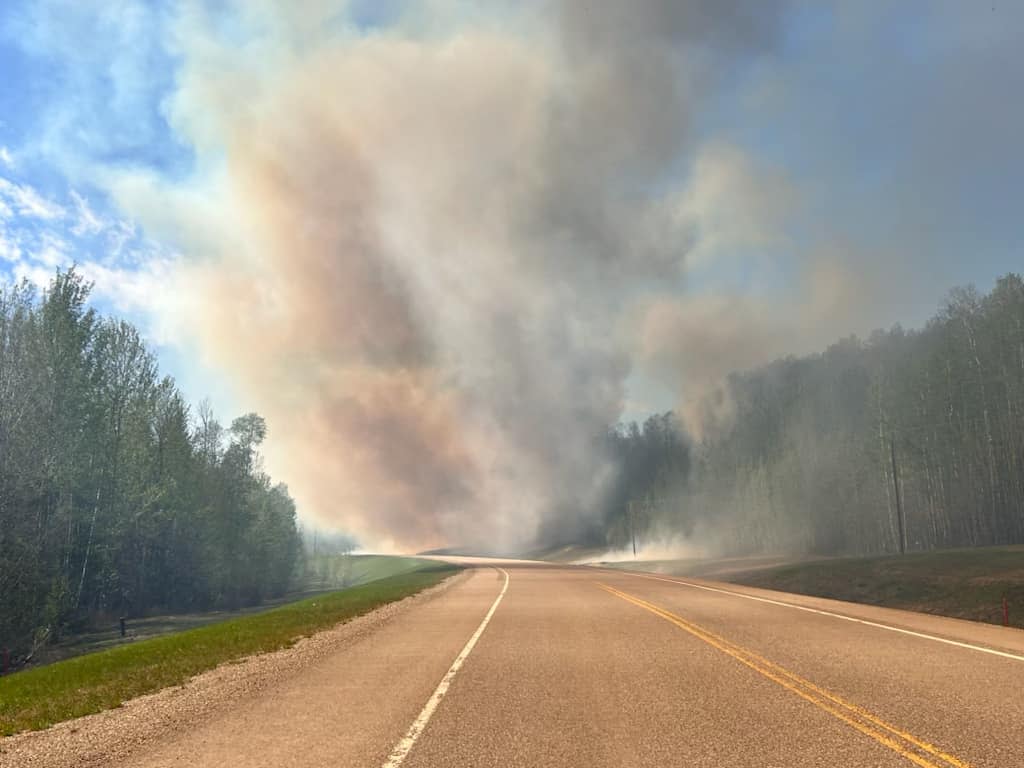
left=109, top=1, right=786, bottom=551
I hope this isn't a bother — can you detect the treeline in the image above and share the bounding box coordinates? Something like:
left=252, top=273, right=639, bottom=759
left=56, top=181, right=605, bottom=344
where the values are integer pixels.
left=602, top=413, right=690, bottom=546
left=608, top=274, right=1024, bottom=557
left=0, top=270, right=300, bottom=658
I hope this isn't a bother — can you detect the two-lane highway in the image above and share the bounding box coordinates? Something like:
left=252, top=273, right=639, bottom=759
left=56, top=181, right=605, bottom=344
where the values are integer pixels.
left=114, top=561, right=1024, bottom=767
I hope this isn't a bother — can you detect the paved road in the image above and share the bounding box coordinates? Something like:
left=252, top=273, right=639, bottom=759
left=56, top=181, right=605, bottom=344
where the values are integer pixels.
left=120, top=561, right=1024, bottom=767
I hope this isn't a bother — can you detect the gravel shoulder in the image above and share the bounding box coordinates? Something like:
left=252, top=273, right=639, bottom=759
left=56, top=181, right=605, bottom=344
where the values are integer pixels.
left=0, top=570, right=469, bottom=768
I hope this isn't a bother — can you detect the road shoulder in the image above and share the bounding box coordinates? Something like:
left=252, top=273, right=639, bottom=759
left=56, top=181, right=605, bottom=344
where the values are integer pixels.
left=0, top=571, right=470, bottom=768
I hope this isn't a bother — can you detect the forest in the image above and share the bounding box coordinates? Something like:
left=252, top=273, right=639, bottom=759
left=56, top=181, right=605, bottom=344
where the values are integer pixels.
left=0, top=270, right=300, bottom=659
left=607, top=274, right=1024, bottom=557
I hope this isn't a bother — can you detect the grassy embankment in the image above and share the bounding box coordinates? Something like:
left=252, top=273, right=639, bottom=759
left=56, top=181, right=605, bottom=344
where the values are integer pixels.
left=599, top=547, right=1024, bottom=629
left=0, top=562, right=458, bottom=737
left=728, top=547, right=1024, bottom=627
left=38, top=555, right=429, bottom=666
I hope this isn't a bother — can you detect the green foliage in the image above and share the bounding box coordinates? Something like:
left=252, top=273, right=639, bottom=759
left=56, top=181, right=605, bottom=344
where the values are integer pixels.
left=0, top=269, right=301, bottom=659
left=0, top=565, right=458, bottom=735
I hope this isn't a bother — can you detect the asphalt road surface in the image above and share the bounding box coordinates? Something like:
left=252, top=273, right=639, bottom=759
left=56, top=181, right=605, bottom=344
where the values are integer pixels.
left=118, top=560, right=1024, bottom=767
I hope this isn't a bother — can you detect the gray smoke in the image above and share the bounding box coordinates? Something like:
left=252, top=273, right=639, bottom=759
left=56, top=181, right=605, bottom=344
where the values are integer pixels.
left=108, top=0, right=786, bottom=551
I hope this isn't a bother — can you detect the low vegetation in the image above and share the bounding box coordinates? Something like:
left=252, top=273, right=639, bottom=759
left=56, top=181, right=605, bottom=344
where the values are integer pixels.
left=0, top=564, right=458, bottom=736
left=28, top=555, right=432, bottom=667
left=303, top=554, right=429, bottom=591
left=607, top=547, right=1024, bottom=629
left=725, top=547, right=1024, bottom=628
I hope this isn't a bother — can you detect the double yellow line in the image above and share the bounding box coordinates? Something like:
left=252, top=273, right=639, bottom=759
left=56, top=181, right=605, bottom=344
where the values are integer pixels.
left=598, top=583, right=972, bottom=768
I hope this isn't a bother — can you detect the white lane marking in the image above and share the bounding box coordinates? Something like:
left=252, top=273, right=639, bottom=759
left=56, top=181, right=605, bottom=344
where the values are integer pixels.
left=617, top=570, right=1024, bottom=663
left=381, top=567, right=510, bottom=768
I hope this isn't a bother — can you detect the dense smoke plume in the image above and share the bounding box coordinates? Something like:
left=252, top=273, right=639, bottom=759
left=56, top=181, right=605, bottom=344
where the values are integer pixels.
left=110, top=1, right=787, bottom=551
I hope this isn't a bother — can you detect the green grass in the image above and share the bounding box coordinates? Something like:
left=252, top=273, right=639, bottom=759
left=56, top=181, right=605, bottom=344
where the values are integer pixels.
left=0, top=564, right=459, bottom=737
left=344, top=554, right=431, bottom=584
left=34, top=555, right=437, bottom=667
left=723, top=547, right=1024, bottom=628
left=302, top=554, right=429, bottom=589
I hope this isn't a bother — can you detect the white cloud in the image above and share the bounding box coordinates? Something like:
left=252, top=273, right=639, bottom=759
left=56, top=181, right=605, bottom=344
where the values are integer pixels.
left=106, top=219, right=137, bottom=259
left=0, top=177, right=66, bottom=220
left=12, top=261, right=52, bottom=289
left=33, top=232, right=71, bottom=269
left=4, top=1, right=179, bottom=185
left=0, top=174, right=168, bottom=320
left=70, top=189, right=106, bottom=236
left=0, top=229, right=21, bottom=263
left=80, top=250, right=187, bottom=345
left=0, top=147, right=13, bottom=169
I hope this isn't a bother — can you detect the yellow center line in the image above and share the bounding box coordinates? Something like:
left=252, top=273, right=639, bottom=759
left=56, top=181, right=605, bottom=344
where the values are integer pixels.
left=600, top=584, right=969, bottom=768
left=598, top=582, right=973, bottom=768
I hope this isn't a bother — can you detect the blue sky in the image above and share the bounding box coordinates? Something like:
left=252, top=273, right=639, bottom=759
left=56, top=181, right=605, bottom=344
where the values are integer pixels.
left=1, top=0, right=1022, bottom=418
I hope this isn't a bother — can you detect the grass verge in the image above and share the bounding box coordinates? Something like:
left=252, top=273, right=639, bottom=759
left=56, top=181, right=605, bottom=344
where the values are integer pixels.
left=303, top=554, right=430, bottom=589
left=38, top=555, right=437, bottom=667
left=722, top=547, right=1024, bottom=628
left=0, top=563, right=459, bottom=737
left=594, top=547, right=1024, bottom=629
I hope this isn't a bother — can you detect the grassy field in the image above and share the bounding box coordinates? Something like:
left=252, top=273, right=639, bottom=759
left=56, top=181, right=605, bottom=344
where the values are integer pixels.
left=0, top=563, right=458, bottom=737
left=598, top=547, right=1024, bottom=629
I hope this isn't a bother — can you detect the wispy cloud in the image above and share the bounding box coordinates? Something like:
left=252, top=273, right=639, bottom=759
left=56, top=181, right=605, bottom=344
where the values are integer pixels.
left=33, top=231, right=70, bottom=268
left=0, top=177, right=65, bottom=220
left=12, top=264, right=54, bottom=289
left=0, top=228, right=21, bottom=263
left=0, top=169, right=178, bottom=348
left=105, top=219, right=137, bottom=259
left=70, top=189, right=105, bottom=236
left=1, top=0, right=183, bottom=181
left=79, top=246, right=185, bottom=345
